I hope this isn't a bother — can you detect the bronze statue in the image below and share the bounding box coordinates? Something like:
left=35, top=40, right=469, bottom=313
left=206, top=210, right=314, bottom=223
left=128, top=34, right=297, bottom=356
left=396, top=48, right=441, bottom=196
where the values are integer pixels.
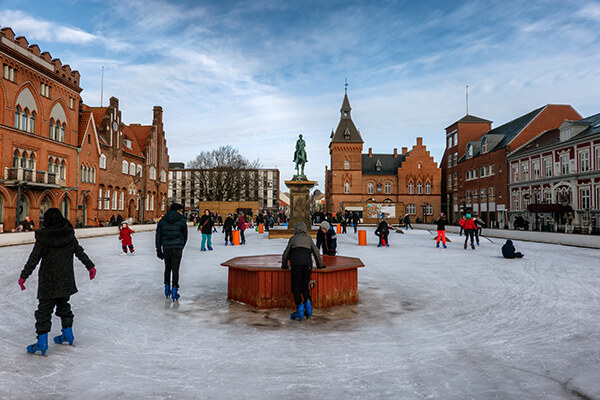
left=293, top=134, right=307, bottom=177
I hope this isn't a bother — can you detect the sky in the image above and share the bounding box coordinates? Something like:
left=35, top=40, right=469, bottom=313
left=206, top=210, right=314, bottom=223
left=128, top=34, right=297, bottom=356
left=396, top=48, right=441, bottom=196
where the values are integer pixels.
left=2, top=0, right=600, bottom=191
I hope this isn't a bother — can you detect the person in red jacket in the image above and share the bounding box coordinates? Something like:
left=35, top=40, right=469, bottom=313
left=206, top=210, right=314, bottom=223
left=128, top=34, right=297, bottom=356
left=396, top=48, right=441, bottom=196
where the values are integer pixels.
left=118, top=221, right=135, bottom=255
left=462, top=214, right=477, bottom=250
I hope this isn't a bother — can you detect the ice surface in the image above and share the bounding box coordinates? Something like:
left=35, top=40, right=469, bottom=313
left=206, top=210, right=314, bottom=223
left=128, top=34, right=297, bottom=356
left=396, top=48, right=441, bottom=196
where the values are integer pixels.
left=1, top=227, right=599, bottom=399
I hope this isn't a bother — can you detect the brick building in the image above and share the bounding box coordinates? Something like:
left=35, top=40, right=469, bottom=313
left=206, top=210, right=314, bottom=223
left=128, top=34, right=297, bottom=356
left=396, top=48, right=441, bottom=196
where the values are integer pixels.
left=325, top=92, right=441, bottom=223
left=442, top=105, right=581, bottom=228
left=0, top=27, right=82, bottom=230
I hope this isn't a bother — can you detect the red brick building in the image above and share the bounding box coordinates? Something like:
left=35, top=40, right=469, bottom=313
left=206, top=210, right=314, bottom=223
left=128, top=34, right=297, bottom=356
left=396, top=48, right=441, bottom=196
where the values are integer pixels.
left=0, top=28, right=170, bottom=231
left=325, top=92, right=441, bottom=223
left=442, top=105, right=581, bottom=228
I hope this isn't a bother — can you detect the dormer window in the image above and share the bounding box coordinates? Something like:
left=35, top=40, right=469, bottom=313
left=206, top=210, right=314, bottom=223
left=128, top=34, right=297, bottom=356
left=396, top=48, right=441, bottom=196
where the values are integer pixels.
left=560, top=128, right=573, bottom=142
left=344, top=128, right=350, bottom=140
left=481, top=137, right=488, bottom=153
left=467, top=144, right=474, bottom=158
left=375, top=159, right=382, bottom=171
left=124, top=139, right=132, bottom=148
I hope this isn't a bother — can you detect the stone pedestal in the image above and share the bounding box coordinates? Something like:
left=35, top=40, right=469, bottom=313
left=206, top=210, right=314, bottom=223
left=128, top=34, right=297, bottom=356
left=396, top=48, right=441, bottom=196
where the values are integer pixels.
left=285, top=178, right=315, bottom=231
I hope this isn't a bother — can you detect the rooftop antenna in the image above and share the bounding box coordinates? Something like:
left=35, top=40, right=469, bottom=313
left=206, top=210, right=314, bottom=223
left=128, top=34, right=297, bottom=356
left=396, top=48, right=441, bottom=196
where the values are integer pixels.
left=100, top=66, right=105, bottom=106
left=466, top=84, right=469, bottom=115
left=345, top=77, right=348, bottom=94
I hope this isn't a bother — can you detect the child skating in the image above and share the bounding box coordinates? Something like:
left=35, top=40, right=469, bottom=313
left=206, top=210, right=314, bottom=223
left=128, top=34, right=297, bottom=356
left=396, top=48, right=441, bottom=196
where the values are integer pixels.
left=118, top=221, right=135, bottom=255
left=18, top=208, right=96, bottom=356
left=433, top=213, right=448, bottom=248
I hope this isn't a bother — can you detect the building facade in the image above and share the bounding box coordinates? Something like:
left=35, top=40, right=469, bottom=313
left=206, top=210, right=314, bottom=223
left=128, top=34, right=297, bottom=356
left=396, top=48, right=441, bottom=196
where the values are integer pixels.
left=325, top=93, right=441, bottom=223
left=507, top=113, right=600, bottom=233
left=442, top=105, right=581, bottom=228
left=168, top=163, right=280, bottom=213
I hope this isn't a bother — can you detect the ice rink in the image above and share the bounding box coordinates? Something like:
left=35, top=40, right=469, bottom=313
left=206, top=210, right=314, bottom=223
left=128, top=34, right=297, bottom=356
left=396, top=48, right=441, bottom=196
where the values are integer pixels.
left=1, top=226, right=599, bottom=399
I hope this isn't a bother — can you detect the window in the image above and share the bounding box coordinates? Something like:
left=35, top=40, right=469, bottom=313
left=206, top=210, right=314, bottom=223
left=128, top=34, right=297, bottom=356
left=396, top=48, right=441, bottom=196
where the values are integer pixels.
left=112, top=191, right=118, bottom=210
left=60, top=124, right=65, bottom=142
left=40, top=83, right=50, bottom=97
left=425, top=182, right=431, bottom=194
left=406, top=204, right=416, bottom=215
left=100, top=154, right=106, bottom=169
left=579, top=150, right=590, bottom=172
left=544, top=157, right=552, bottom=177
left=28, top=154, right=35, bottom=169
left=49, top=120, right=54, bottom=139
left=105, top=190, right=111, bottom=210
left=344, top=181, right=350, bottom=194
left=447, top=136, right=452, bottom=148
left=447, top=174, right=452, bottom=190
left=424, top=204, right=433, bottom=215
left=13, top=150, right=19, bottom=168
left=69, top=97, right=74, bottom=109
left=122, top=161, right=129, bottom=174
left=466, top=171, right=471, bottom=180
left=533, top=160, right=540, bottom=179
left=467, top=144, right=473, bottom=158
left=376, top=184, right=382, bottom=193
left=560, top=155, right=569, bottom=175
left=136, top=165, right=143, bottom=177
left=150, top=166, right=156, bottom=180
left=580, top=187, right=591, bottom=209
left=522, top=162, right=529, bottom=180
left=367, top=182, right=374, bottom=194
left=417, top=182, right=422, bottom=194
left=21, top=109, right=28, bottom=132
left=447, top=156, right=452, bottom=169
left=60, top=161, right=66, bottom=179
left=385, top=182, right=391, bottom=194
left=98, top=188, right=103, bottom=210
left=15, top=107, right=21, bottom=129
left=481, top=137, right=488, bottom=153
left=453, top=132, right=458, bottom=147
left=408, top=182, right=414, bottom=194
left=512, top=164, right=519, bottom=182
left=3, top=64, right=16, bottom=81
left=161, top=170, right=167, bottom=183
left=119, top=191, right=124, bottom=210
left=453, top=152, right=458, bottom=166
left=344, top=160, right=350, bottom=170
left=130, top=162, right=136, bottom=175
left=29, top=112, right=36, bottom=133
left=480, top=166, right=487, bottom=178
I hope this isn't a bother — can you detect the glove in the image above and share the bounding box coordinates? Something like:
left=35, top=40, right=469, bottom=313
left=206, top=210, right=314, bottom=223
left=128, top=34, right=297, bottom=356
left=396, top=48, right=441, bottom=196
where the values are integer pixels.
left=88, top=267, right=96, bottom=280
left=281, top=262, right=288, bottom=269
left=157, top=249, right=164, bottom=260
left=18, top=278, right=26, bottom=291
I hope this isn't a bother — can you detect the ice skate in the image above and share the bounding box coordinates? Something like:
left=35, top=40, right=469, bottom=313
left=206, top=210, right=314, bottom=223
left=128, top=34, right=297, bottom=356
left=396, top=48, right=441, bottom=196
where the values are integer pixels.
left=443, top=244, right=447, bottom=248
left=304, top=300, right=312, bottom=319
left=54, top=327, right=74, bottom=345
left=471, top=243, right=475, bottom=250
left=164, top=284, right=171, bottom=299
left=464, top=242, right=467, bottom=249
left=171, top=286, right=180, bottom=302
left=27, top=333, right=48, bottom=356
left=208, top=246, right=213, bottom=251
left=436, top=242, right=440, bottom=248
left=290, top=304, right=305, bottom=321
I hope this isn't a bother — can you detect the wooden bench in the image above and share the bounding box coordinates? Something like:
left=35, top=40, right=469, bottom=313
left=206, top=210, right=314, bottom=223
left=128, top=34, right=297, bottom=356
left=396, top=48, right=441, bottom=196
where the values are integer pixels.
left=221, top=254, right=365, bottom=309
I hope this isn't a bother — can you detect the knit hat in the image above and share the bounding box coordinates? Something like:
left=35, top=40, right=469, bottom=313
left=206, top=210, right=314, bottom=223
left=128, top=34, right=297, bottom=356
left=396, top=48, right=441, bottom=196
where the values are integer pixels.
left=466, top=213, right=471, bottom=218
left=320, top=221, right=330, bottom=230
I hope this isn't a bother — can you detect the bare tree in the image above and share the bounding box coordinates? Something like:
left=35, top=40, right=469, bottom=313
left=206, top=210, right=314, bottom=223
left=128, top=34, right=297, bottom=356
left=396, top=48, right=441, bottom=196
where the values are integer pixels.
left=187, top=146, right=261, bottom=201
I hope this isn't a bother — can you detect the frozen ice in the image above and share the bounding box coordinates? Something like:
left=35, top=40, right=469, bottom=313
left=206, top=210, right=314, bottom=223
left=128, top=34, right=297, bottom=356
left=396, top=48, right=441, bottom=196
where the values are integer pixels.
left=1, top=227, right=599, bottom=399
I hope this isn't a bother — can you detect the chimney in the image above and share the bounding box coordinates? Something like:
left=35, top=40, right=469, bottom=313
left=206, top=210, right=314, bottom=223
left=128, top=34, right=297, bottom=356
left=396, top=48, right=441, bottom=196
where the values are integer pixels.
left=402, top=147, right=407, bottom=154
left=393, top=148, right=398, bottom=157
left=417, top=137, right=423, bottom=146
left=368, top=148, right=372, bottom=157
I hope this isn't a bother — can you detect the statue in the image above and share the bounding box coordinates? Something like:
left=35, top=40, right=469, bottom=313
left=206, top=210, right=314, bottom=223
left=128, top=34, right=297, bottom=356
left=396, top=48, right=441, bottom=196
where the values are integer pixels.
left=293, top=134, right=307, bottom=177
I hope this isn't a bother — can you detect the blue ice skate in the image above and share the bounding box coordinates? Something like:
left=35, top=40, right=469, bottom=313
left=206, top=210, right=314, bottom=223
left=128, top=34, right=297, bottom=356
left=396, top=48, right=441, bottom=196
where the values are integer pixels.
left=230, top=241, right=234, bottom=246
left=27, top=333, right=48, bottom=356
left=290, top=304, right=305, bottom=321
left=54, top=327, right=74, bottom=345
left=436, top=242, right=440, bottom=248
left=171, top=287, right=180, bottom=302
left=304, top=300, right=312, bottom=319
left=443, top=244, right=447, bottom=249
left=208, top=246, right=213, bottom=251
left=225, top=241, right=228, bottom=246
left=164, top=284, right=171, bottom=299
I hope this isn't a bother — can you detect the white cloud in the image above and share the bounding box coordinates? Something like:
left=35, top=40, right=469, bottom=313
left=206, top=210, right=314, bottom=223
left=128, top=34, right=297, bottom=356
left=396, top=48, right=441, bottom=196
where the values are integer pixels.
left=2, top=10, right=97, bottom=44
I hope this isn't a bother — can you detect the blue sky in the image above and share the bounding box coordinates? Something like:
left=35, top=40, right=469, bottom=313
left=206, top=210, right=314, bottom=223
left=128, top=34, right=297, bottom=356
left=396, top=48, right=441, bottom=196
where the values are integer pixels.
left=2, top=0, right=600, bottom=191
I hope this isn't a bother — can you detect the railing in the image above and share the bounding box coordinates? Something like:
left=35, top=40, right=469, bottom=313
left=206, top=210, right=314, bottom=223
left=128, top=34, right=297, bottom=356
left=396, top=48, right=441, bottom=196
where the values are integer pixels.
left=4, top=167, right=63, bottom=186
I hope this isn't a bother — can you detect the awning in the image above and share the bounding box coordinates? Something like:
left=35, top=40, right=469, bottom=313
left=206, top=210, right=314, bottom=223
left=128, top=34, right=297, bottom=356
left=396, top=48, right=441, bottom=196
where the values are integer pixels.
left=527, top=204, right=573, bottom=213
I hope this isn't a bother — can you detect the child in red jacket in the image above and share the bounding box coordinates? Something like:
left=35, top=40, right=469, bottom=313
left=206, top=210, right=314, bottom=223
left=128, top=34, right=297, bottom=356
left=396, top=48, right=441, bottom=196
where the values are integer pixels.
left=119, top=221, right=135, bottom=255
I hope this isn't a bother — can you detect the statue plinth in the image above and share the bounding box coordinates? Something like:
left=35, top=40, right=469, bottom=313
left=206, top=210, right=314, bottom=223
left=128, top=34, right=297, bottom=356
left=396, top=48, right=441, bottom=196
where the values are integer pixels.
left=285, top=179, right=316, bottom=231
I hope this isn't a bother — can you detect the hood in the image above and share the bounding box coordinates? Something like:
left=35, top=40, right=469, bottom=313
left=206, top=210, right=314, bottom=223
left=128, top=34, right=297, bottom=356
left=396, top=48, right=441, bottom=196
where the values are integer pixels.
left=162, top=210, right=184, bottom=224
left=35, top=220, right=75, bottom=247
left=505, top=240, right=513, bottom=245
left=294, top=222, right=307, bottom=234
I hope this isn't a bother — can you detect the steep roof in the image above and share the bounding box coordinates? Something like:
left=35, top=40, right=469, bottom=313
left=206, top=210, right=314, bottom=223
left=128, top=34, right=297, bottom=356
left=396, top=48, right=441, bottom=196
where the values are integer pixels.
left=122, top=125, right=145, bottom=158
left=486, top=106, right=545, bottom=150
left=446, top=114, right=492, bottom=130
left=362, top=153, right=407, bottom=175
left=130, top=124, right=152, bottom=152
left=330, top=93, right=363, bottom=144
left=78, top=110, right=92, bottom=145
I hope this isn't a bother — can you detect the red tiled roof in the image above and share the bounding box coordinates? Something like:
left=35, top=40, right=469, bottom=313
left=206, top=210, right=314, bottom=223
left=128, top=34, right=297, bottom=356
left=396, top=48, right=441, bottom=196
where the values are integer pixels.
left=122, top=125, right=145, bottom=158
left=78, top=111, right=91, bottom=146
left=130, top=124, right=152, bottom=152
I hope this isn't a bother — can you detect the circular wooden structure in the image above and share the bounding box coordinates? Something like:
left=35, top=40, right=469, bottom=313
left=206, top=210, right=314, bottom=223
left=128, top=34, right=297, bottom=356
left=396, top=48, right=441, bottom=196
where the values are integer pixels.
left=221, top=254, right=364, bottom=309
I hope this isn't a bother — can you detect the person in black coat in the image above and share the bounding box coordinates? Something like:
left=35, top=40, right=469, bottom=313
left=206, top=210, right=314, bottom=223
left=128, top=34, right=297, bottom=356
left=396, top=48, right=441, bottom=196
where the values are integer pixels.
left=433, top=213, right=448, bottom=248
left=352, top=212, right=360, bottom=233
left=502, top=240, right=524, bottom=258
left=223, top=213, right=235, bottom=245
left=316, top=221, right=337, bottom=255
left=197, top=209, right=214, bottom=251
left=19, top=208, right=96, bottom=356
left=375, top=215, right=391, bottom=247
left=156, top=203, right=188, bottom=301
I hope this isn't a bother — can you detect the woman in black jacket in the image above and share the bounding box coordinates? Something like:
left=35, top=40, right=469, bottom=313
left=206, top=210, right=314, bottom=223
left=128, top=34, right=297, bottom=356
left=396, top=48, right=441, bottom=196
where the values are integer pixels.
left=197, top=209, right=215, bottom=251
left=375, top=215, right=390, bottom=247
left=433, top=213, right=448, bottom=248
left=19, top=208, right=96, bottom=356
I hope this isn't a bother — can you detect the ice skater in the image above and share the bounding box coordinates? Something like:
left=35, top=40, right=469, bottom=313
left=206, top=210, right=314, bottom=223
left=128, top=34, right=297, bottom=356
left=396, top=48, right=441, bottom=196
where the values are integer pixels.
left=223, top=213, right=234, bottom=246
left=18, top=208, right=96, bottom=356
left=403, top=213, right=413, bottom=230
left=118, top=221, right=135, bottom=255
left=375, top=215, right=391, bottom=247
left=281, top=222, right=323, bottom=321
left=237, top=212, right=247, bottom=245
left=462, top=214, right=477, bottom=249
left=316, top=221, right=337, bottom=255
left=433, top=212, right=448, bottom=248
left=502, top=240, right=524, bottom=258
left=156, top=203, right=188, bottom=301
left=198, top=209, right=214, bottom=251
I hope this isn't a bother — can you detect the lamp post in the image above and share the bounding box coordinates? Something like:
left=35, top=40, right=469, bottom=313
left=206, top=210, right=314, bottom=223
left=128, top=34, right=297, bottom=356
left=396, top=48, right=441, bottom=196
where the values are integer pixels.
left=422, top=203, right=427, bottom=224
left=533, top=189, right=540, bottom=231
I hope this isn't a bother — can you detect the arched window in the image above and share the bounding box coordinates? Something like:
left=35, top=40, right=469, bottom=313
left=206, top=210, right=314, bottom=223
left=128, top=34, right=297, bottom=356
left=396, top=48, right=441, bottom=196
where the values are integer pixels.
left=385, top=182, right=391, bottom=194
left=112, top=190, right=118, bottom=210
left=119, top=191, right=124, bottom=210
left=425, top=182, right=431, bottom=194
left=98, top=188, right=103, bottom=210
left=417, top=182, right=423, bottom=194
left=100, top=154, right=106, bottom=169
left=29, top=111, right=36, bottom=133
left=61, top=196, right=69, bottom=219
left=161, top=170, right=166, bottom=182
left=137, top=165, right=143, bottom=177
left=49, top=120, right=55, bottom=139
left=92, top=168, right=96, bottom=183
left=60, top=160, right=66, bottom=179
left=81, top=165, right=85, bottom=182
left=367, top=182, right=374, bottom=194
left=48, top=158, right=53, bottom=173
left=54, top=123, right=60, bottom=141
left=21, top=109, right=28, bottom=131
left=344, top=181, right=350, bottom=194
left=20, top=153, right=26, bottom=168
left=122, top=160, right=129, bottom=174
left=408, top=182, right=414, bottom=194
left=28, top=154, right=35, bottom=170
left=60, top=124, right=66, bottom=142
left=14, top=107, right=21, bottom=129
left=130, top=162, right=135, bottom=175
left=150, top=166, right=156, bottom=180
left=13, top=150, right=20, bottom=168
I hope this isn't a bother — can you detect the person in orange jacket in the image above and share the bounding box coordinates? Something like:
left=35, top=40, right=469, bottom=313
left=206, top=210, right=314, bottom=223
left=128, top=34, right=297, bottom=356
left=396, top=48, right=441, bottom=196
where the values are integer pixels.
left=118, top=221, right=135, bottom=255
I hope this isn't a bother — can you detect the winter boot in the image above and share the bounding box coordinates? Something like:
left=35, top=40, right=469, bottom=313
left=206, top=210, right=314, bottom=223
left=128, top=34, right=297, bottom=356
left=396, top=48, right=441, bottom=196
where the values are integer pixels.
left=27, top=333, right=48, bottom=356
left=164, top=284, right=171, bottom=299
left=304, top=300, right=312, bottom=319
left=54, top=327, right=74, bottom=345
left=290, top=304, right=305, bottom=321
left=436, top=242, right=440, bottom=248
left=171, top=287, right=180, bottom=302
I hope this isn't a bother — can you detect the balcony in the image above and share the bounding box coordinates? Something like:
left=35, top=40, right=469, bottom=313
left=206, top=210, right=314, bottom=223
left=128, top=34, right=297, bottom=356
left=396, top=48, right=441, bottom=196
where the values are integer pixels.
left=4, top=167, right=66, bottom=187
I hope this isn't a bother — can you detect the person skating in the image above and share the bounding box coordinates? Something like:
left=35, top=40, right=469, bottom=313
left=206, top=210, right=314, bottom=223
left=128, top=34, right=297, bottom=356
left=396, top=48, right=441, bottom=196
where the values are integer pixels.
left=502, top=240, right=524, bottom=258
left=375, top=215, right=391, bottom=247
left=118, top=221, right=135, bottom=255
left=403, top=213, right=413, bottom=230
left=316, top=221, right=337, bottom=255
left=237, top=213, right=247, bottom=244
left=197, top=209, right=214, bottom=251
left=281, top=222, right=324, bottom=321
left=223, top=213, right=235, bottom=246
left=458, top=215, right=465, bottom=236
left=18, top=208, right=96, bottom=356
left=352, top=212, right=360, bottom=234
left=156, top=203, right=188, bottom=301
left=433, top=213, right=448, bottom=248
left=462, top=214, right=477, bottom=250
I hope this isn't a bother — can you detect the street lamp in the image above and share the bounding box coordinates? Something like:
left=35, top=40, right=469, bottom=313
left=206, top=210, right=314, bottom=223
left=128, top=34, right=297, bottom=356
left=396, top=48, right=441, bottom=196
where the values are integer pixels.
left=422, top=203, right=427, bottom=224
